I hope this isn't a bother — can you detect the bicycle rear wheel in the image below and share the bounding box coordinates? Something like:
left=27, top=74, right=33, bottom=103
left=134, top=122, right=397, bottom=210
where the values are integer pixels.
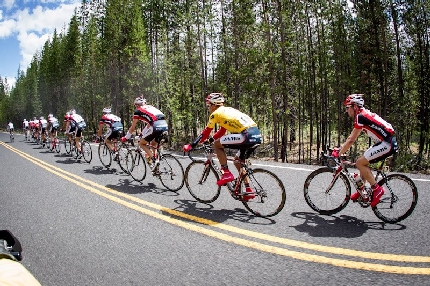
left=127, top=151, right=147, bottom=182
left=185, top=160, right=221, bottom=203
left=54, top=138, right=61, bottom=153
left=303, top=167, right=351, bottom=215
left=242, top=168, right=286, bottom=217
left=98, top=143, right=112, bottom=168
left=155, top=154, right=184, bottom=191
left=64, top=139, right=72, bottom=155
left=81, top=141, right=92, bottom=163
left=372, top=174, right=418, bottom=223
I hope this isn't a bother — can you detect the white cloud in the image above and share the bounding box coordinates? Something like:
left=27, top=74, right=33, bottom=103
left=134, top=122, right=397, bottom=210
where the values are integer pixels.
left=1, top=1, right=80, bottom=78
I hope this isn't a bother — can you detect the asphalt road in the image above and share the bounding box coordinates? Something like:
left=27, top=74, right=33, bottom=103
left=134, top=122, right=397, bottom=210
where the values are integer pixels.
left=1, top=132, right=429, bottom=286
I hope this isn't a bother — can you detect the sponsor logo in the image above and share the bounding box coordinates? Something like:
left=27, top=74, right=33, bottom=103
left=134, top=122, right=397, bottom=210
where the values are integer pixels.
left=370, top=124, right=387, bottom=137
left=371, top=146, right=388, bottom=157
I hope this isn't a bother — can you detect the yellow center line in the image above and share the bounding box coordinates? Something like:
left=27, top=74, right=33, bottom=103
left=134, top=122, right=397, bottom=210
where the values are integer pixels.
left=2, top=141, right=430, bottom=275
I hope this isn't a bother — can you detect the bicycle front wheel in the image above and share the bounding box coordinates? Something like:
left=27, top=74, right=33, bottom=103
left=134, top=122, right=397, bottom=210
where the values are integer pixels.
left=116, top=143, right=130, bottom=173
left=81, top=141, right=92, bottom=163
left=155, top=154, right=184, bottom=192
left=372, top=174, right=418, bottom=223
left=185, top=160, right=220, bottom=203
left=98, top=143, right=112, bottom=168
left=241, top=168, right=286, bottom=217
left=127, top=151, right=147, bottom=182
left=304, top=167, right=351, bottom=215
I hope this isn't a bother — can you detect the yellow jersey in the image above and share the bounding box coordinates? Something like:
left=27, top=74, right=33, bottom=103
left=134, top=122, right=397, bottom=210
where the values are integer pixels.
left=207, top=106, right=257, bottom=133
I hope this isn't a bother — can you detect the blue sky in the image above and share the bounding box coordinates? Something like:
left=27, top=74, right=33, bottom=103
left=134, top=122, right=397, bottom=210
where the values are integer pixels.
left=0, top=0, right=80, bottom=89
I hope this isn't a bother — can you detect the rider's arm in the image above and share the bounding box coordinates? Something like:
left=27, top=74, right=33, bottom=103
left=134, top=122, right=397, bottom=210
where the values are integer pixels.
left=339, top=128, right=361, bottom=157
left=124, top=119, right=139, bottom=139
left=97, top=122, right=104, bottom=137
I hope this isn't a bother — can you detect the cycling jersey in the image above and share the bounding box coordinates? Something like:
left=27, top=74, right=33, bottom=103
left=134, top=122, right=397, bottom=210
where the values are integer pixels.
left=133, top=105, right=165, bottom=125
left=100, top=114, right=123, bottom=131
left=39, top=119, right=48, bottom=129
left=206, top=106, right=257, bottom=133
left=354, top=108, right=395, bottom=142
left=7, top=123, right=14, bottom=131
left=23, top=120, right=29, bottom=129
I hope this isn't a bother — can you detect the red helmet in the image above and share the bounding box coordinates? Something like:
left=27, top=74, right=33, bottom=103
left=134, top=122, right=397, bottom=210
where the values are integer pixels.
left=344, top=94, right=364, bottom=107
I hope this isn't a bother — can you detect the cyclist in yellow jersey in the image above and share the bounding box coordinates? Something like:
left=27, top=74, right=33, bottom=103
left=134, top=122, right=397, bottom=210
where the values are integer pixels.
left=184, top=93, right=262, bottom=200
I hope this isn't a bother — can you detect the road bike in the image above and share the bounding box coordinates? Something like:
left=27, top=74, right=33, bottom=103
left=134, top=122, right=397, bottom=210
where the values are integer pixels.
left=48, top=135, right=61, bottom=153
left=64, top=133, right=92, bottom=163
left=9, top=131, right=14, bottom=143
left=98, top=136, right=130, bottom=173
left=125, top=132, right=184, bottom=192
left=303, top=149, right=418, bottom=223
left=184, top=143, right=286, bottom=218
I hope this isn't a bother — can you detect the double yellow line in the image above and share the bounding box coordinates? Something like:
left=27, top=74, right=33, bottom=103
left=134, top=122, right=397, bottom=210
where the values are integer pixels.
left=1, top=141, right=430, bottom=275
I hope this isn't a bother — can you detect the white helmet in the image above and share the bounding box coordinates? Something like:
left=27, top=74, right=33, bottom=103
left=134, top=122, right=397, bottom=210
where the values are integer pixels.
left=103, top=107, right=111, bottom=114
left=206, top=93, right=225, bottom=106
left=344, top=94, right=364, bottom=108
left=134, top=96, right=146, bottom=106
left=48, top=114, right=53, bottom=118
left=69, top=109, right=76, bottom=115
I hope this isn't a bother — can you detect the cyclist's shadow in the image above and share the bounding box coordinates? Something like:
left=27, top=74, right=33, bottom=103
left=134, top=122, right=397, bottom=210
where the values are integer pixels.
left=290, top=212, right=405, bottom=238
left=171, top=199, right=277, bottom=225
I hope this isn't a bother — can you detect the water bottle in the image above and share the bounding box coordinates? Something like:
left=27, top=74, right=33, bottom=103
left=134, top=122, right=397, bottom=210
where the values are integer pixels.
left=353, top=173, right=364, bottom=190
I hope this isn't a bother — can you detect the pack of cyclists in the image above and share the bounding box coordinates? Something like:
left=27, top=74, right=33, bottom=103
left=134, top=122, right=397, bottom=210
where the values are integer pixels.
left=9, top=92, right=395, bottom=208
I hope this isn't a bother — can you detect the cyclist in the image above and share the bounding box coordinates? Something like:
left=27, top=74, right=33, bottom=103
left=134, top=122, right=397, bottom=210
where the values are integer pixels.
left=97, top=107, right=124, bottom=160
left=22, top=118, right=29, bottom=131
left=39, top=116, right=48, bottom=147
left=6, top=122, right=14, bottom=136
left=332, top=94, right=398, bottom=207
left=183, top=93, right=262, bottom=201
left=66, top=109, right=87, bottom=159
left=47, top=114, right=60, bottom=143
left=32, top=117, right=40, bottom=142
left=120, top=95, right=168, bottom=170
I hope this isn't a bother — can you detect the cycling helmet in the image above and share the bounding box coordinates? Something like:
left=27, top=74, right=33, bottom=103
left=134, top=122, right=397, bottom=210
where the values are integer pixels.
left=344, top=94, right=364, bottom=107
left=69, top=109, right=76, bottom=115
left=39, top=116, right=44, bottom=120
left=23, top=119, right=26, bottom=121
left=33, top=117, right=37, bottom=120
left=205, top=93, right=225, bottom=106
left=102, top=107, right=111, bottom=114
left=134, top=96, right=146, bottom=106
left=48, top=114, right=53, bottom=118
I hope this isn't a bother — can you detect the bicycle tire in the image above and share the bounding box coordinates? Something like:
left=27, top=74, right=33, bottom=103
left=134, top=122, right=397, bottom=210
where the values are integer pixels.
left=127, top=150, right=147, bottom=182
left=81, top=141, right=92, bottom=163
left=98, top=143, right=112, bottom=168
left=303, top=167, right=351, bottom=215
left=241, top=168, right=286, bottom=217
left=185, top=160, right=221, bottom=203
left=155, top=154, right=184, bottom=192
left=116, top=143, right=130, bottom=173
left=64, top=139, right=72, bottom=155
left=54, top=138, right=61, bottom=153
left=372, top=174, right=418, bottom=223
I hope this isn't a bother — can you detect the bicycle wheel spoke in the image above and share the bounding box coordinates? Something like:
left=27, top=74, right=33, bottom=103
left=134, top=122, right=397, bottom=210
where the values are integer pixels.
left=98, top=143, right=112, bottom=168
left=81, top=141, right=92, bottom=163
left=127, top=151, right=146, bottom=182
left=117, top=144, right=130, bottom=173
left=372, top=174, right=418, bottom=223
left=156, top=154, right=184, bottom=191
left=303, top=167, right=351, bottom=215
left=185, top=161, right=220, bottom=203
left=242, top=169, right=286, bottom=217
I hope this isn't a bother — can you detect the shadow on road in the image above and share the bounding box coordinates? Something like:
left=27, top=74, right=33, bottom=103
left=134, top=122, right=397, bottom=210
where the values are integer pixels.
left=170, top=199, right=277, bottom=225
left=290, top=212, right=406, bottom=238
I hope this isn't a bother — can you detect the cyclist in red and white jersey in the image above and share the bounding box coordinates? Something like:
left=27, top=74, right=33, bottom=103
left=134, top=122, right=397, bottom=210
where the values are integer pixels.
left=66, top=109, right=86, bottom=159
left=332, top=94, right=398, bottom=207
left=121, top=95, right=168, bottom=170
left=39, top=116, right=48, bottom=147
left=97, top=107, right=124, bottom=159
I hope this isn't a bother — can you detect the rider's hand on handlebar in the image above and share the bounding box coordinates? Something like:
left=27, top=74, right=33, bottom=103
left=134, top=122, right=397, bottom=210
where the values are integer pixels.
left=331, top=147, right=339, bottom=158
left=183, top=144, right=193, bottom=152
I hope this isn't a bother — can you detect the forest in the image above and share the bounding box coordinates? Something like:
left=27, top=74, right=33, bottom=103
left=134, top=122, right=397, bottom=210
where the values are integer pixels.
left=0, top=0, right=429, bottom=171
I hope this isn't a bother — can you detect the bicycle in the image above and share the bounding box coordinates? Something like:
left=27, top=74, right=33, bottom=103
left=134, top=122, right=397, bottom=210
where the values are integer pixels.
left=125, top=132, right=184, bottom=192
left=65, top=133, right=92, bottom=163
left=9, top=131, right=14, bottom=143
left=98, top=136, right=130, bottom=173
left=303, top=149, right=418, bottom=223
left=184, top=143, right=286, bottom=218
left=48, top=135, right=61, bottom=153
